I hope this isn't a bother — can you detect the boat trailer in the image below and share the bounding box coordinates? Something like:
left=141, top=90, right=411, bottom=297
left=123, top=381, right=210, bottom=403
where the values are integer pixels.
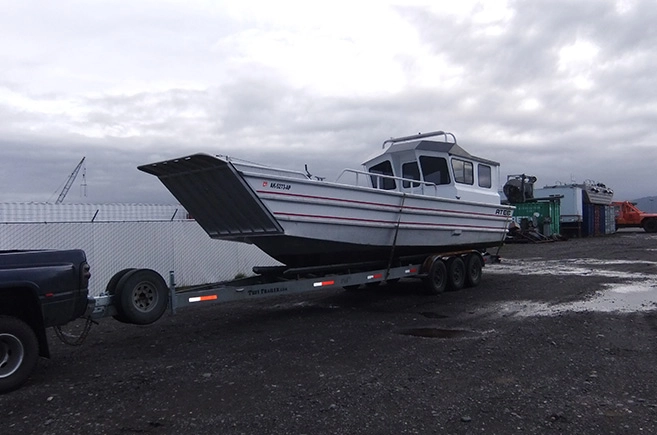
left=87, top=250, right=496, bottom=325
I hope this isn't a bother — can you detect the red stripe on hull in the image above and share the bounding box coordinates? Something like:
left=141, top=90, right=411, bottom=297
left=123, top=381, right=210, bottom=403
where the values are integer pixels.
left=256, top=189, right=506, bottom=219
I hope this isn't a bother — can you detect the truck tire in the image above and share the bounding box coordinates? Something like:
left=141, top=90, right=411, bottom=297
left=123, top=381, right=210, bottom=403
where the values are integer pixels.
left=446, top=257, right=466, bottom=291
left=643, top=219, right=657, bottom=233
left=423, top=256, right=447, bottom=295
left=464, top=253, right=483, bottom=288
left=0, top=316, right=39, bottom=393
left=106, top=268, right=137, bottom=323
left=114, top=269, right=169, bottom=325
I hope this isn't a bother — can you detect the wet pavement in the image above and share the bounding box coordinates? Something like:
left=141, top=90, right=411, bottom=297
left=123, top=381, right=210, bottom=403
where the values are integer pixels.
left=3, top=230, right=657, bottom=434
left=487, top=256, right=657, bottom=314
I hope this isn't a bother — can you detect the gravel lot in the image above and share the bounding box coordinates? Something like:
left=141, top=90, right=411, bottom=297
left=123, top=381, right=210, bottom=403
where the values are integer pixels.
left=2, top=230, right=657, bottom=434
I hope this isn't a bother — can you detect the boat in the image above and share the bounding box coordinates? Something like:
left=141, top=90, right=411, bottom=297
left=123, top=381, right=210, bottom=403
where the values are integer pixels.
left=579, top=180, right=614, bottom=205
left=541, top=180, right=614, bottom=206
left=138, top=131, right=515, bottom=267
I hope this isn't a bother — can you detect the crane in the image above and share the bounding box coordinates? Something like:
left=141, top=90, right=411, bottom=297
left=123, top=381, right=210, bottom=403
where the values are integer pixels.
left=55, top=157, right=86, bottom=204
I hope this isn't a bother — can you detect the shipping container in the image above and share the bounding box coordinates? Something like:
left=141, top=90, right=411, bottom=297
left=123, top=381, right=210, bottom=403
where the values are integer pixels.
left=605, top=205, right=616, bottom=234
left=582, top=203, right=609, bottom=237
left=511, top=200, right=561, bottom=236
left=534, top=185, right=584, bottom=224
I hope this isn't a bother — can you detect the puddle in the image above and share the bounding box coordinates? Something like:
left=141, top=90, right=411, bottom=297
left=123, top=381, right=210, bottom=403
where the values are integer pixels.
left=492, top=291, right=657, bottom=317
left=486, top=257, right=657, bottom=315
left=487, top=258, right=657, bottom=280
left=398, top=328, right=481, bottom=339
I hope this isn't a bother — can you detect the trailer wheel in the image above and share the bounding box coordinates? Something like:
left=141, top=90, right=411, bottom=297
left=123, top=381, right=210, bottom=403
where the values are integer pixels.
left=464, top=253, right=483, bottom=288
left=446, top=257, right=466, bottom=291
left=0, top=316, right=39, bottom=393
left=114, top=269, right=168, bottom=325
left=643, top=219, right=657, bottom=233
left=423, top=257, right=447, bottom=295
left=106, top=268, right=137, bottom=323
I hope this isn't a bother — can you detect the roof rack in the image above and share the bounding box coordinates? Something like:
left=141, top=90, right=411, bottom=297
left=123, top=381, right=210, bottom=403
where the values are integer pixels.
left=381, top=130, right=456, bottom=148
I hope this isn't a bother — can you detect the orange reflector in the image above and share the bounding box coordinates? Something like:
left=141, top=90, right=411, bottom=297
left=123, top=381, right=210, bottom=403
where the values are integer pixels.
left=189, top=295, right=218, bottom=303
left=313, top=280, right=335, bottom=287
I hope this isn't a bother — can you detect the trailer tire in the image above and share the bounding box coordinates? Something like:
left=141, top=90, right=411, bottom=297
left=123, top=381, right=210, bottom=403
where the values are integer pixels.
left=423, top=257, right=447, bottom=295
left=464, top=253, right=483, bottom=288
left=114, top=269, right=168, bottom=325
left=0, top=316, right=39, bottom=393
left=643, top=219, right=657, bottom=233
left=446, top=257, right=466, bottom=291
left=106, top=268, right=138, bottom=323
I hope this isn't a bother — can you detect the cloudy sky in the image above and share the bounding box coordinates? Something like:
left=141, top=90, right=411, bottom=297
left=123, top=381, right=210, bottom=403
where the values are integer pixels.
left=1, top=0, right=655, bottom=204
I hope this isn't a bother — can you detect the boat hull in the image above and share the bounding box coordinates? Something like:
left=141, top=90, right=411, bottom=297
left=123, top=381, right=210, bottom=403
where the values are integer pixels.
left=250, top=234, right=504, bottom=267
left=139, top=154, right=514, bottom=267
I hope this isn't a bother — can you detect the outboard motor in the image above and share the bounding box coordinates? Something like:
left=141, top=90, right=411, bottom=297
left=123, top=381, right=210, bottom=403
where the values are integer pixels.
left=503, top=174, right=537, bottom=204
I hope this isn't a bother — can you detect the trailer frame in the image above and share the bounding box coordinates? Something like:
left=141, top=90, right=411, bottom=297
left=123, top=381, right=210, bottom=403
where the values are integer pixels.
left=88, top=249, right=494, bottom=325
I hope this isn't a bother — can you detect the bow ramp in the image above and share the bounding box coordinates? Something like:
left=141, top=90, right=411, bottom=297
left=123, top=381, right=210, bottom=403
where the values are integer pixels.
left=138, top=154, right=283, bottom=239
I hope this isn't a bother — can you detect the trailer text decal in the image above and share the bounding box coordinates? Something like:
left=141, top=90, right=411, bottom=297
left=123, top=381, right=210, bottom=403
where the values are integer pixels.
left=247, top=287, right=288, bottom=296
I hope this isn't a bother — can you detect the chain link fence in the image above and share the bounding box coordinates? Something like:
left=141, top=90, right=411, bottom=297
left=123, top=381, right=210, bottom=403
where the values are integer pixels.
left=1, top=220, right=280, bottom=296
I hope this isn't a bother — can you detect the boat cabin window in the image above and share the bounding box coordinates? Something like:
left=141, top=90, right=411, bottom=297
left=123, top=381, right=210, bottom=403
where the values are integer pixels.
left=419, top=156, right=450, bottom=185
left=402, top=162, right=420, bottom=188
left=452, top=159, right=474, bottom=185
left=478, top=164, right=492, bottom=188
left=369, top=161, right=396, bottom=190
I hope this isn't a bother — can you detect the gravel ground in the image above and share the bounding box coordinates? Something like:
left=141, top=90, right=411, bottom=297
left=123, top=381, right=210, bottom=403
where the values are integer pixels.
left=2, top=230, right=657, bottom=434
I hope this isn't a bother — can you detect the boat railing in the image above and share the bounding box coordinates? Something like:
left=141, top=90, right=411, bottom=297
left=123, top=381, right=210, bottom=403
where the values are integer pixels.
left=381, top=130, right=456, bottom=149
left=336, top=168, right=439, bottom=196
left=223, top=156, right=312, bottom=179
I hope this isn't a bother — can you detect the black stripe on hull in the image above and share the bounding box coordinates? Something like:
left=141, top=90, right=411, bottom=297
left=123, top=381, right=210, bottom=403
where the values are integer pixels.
left=246, top=235, right=503, bottom=267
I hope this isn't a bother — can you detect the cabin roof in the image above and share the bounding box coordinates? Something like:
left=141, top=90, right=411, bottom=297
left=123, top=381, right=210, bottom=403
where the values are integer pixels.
left=364, top=139, right=500, bottom=166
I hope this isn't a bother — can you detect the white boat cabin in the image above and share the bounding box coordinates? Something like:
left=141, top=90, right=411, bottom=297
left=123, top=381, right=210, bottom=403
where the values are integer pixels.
left=362, top=131, right=502, bottom=204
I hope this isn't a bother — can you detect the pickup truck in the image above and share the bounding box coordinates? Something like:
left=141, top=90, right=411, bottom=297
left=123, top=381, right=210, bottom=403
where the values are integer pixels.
left=612, top=201, right=657, bottom=233
left=0, top=249, right=91, bottom=393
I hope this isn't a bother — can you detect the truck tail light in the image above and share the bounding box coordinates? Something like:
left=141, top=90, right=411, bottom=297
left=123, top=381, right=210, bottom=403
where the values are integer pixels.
left=80, top=262, right=91, bottom=289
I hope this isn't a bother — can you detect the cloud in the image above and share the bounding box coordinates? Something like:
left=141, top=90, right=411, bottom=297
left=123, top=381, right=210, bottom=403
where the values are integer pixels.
left=1, top=0, right=656, bottom=204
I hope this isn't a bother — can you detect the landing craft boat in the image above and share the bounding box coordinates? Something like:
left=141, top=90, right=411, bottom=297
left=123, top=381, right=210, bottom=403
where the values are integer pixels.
left=138, top=131, right=515, bottom=267
left=540, top=180, right=614, bottom=205
left=579, top=180, right=614, bottom=205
